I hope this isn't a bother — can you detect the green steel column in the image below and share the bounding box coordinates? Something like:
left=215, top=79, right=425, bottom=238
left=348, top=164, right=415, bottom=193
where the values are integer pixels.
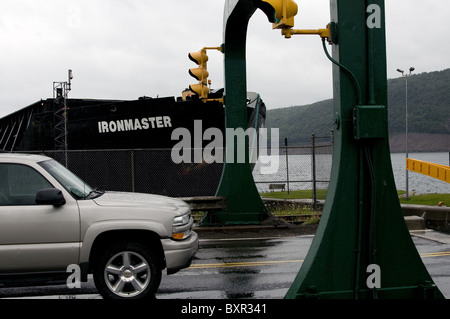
left=201, top=0, right=269, bottom=225
left=285, top=0, right=444, bottom=299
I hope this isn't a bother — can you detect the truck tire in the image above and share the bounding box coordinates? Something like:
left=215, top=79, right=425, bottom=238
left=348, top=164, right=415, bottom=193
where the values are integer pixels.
left=93, top=241, right=162, bottom=299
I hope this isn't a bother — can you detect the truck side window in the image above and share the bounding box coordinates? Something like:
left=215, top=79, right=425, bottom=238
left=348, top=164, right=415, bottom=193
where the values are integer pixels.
left=0, top=163, right=53, bottom=206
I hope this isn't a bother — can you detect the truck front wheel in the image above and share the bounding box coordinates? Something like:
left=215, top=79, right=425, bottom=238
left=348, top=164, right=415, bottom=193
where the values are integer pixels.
left=93, top=242, right=162, bottom=299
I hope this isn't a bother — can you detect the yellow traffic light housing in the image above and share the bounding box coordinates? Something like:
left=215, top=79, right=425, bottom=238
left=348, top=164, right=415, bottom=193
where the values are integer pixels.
left=188, top=83, right=209, bottom=98
left=260, top=0, right=298, bottom=29
left=188, top=46, right=223, bottom=100
left=188, top=68, right=209, bottom=82
left=188, top=50, right=209, bottom=66
left=259, top=0, right=332, bottom=42
left=188, top=49, right=209, bottom=99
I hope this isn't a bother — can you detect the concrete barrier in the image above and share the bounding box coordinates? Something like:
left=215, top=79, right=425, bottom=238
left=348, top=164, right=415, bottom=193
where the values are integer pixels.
left=262, top=198, right=450, bottom=232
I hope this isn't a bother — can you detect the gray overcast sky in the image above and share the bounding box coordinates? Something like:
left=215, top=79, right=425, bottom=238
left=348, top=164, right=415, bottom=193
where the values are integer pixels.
left=0, top=0, right=449, bottom=118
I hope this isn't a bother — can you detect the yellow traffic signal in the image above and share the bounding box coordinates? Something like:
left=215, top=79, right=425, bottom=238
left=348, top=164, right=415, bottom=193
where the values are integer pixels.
left=188, top=50, right=208, bottom=66
left=260, top=0, right=298, bottom=29
left=188, top=67, right=209, bottom=82
left=188, top=49, right=209, bottom=99
left=189, top=83, right=209, bottom=98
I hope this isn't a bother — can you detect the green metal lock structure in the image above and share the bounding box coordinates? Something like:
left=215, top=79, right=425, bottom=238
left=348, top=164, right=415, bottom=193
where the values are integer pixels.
left=284, top=0, right=444, bottom=299
left=201, top=0, right=271, bottom=225
left=202, top=0, right=444, bottom=298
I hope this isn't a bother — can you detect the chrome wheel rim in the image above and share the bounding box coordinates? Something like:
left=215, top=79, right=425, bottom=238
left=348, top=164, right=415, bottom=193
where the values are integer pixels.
left=104, top=251, right=151, bottom=298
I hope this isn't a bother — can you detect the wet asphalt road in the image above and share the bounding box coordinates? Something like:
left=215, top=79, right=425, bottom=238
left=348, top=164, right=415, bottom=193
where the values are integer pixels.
left=158, top=235, right=311, bottom=299
left=1, top=232, right=450, bottom=299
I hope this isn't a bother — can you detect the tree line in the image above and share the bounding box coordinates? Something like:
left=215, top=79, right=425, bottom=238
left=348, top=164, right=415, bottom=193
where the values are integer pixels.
left=266, top=68, right=450, bottom=145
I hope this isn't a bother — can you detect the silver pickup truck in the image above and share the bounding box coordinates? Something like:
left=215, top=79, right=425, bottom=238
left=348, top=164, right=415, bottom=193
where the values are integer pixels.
left=0, top=153, right=198, bottom=299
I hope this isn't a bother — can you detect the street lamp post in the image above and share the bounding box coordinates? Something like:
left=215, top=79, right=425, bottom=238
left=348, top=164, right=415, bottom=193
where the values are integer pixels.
left=396, top=67, right=415, bottom=200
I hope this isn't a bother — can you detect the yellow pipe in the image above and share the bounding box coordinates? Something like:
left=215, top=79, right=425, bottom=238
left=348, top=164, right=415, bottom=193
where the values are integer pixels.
left=282, top=26, right=330, bottom=39
left=203, top=46, right=223, bottom=53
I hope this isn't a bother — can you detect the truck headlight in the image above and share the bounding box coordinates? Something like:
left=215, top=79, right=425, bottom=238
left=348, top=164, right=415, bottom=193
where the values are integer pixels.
left=173, top=213, right=191, bottom=227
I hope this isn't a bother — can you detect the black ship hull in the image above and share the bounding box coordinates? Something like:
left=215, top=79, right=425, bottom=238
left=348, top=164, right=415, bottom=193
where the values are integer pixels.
left=0, top=93, right=266, bottom=197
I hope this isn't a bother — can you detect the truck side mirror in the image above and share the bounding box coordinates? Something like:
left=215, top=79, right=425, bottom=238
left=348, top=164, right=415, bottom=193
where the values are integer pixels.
left=35, top=188, right=66, bottom=206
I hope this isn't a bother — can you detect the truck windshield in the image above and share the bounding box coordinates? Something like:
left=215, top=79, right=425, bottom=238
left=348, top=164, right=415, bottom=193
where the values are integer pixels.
left=39, top=159, right=96, bottom=199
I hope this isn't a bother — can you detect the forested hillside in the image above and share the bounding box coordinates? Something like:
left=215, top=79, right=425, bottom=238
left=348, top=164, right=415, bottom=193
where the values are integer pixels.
left=266, top=69, right=450, bottom=151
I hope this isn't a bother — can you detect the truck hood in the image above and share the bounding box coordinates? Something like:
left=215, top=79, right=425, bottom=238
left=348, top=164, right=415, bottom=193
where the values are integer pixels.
left=92, top=191, right=190, bottom=213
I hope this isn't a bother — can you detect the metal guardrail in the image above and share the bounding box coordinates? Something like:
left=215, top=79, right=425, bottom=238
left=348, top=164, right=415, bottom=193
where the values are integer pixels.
left=178, top=196, right=227, bottom=211
left=275, top=214, right=322, bottom=224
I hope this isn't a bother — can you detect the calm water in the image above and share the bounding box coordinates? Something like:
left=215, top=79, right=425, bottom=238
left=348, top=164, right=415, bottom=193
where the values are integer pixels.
left=253, top=152, right=450, bottom=195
